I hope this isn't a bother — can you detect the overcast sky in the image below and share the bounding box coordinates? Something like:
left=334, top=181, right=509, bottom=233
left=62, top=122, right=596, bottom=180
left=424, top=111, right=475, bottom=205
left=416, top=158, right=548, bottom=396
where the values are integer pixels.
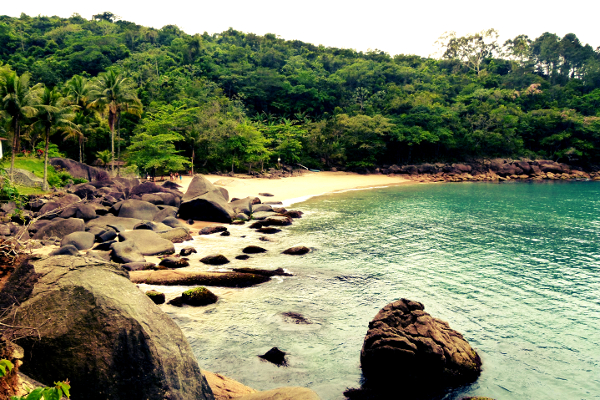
left=3, top=0, right=598, bottom=57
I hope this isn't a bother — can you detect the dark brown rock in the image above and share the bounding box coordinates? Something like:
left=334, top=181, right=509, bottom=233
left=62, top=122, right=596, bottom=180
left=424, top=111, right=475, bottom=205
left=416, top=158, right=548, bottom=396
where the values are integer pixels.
left=200, top=254, right=230, bottom=265
left=242, top=245, right=267, bottom=254
left=257, top=227, right=281, bottom=234
left=282, top=246, right=310, bottom=255
left=198, top=226, right=228, bottom=235
left=159, top=257, right=190, bottom=269
left=360, top=298, right=481, bottom=393
left=258, top=347, right=287, bottom=366
left=180, top=247, right=197, bottom=256
left=146, top=290, right=166, bottom=305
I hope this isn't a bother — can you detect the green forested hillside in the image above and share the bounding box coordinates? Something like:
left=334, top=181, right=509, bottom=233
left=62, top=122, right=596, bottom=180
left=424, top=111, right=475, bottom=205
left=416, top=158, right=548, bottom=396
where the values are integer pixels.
left=1, top=11, right=599, bottom=174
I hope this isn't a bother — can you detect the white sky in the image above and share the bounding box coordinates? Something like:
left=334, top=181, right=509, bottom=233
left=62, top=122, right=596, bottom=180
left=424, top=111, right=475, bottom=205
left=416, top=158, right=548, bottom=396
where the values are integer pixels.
left=2, top=0, right=598, bottom=58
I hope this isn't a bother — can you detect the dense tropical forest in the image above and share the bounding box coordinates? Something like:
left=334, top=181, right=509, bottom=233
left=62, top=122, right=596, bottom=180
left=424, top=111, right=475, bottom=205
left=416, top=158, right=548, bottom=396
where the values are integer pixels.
left=1, top=11, right=599, bottom=177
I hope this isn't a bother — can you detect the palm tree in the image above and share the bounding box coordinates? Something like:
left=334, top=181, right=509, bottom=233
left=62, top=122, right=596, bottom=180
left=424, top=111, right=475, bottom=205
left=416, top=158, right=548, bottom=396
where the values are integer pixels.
left=96, top=149, right=112, bottom=168
left=0, top=70, right=42, bottom=181
left=34, top=86, right=77, bottom=191
left=89, top=69, right=142, bottom=175
left=65, top=75, right=93, bottom=111
left=64, top=112, right=89, bottom=163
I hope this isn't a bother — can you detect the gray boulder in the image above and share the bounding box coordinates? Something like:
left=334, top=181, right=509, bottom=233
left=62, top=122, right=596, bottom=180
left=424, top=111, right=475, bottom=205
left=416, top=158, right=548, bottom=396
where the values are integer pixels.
left=252, top=211, right=276, bottom=220
left=59, top=203, right=97, bottom=220
left=61, top=231, right=95, bottom=250
left=5, top=168, right=43, bottom=188
left=153, top=206, right=179, bottom=223
left=118, top=199, right=161, bottom=221
left=178, top=175, right=235, bottom=223
left=159, top=228, right=192, bottom=243
left=0, top=256, right=214, bottom=400
left=119, top=230, right=175, bottom=255
left=111, top=241, right=145, bottom=263
left=50, top=157, right=109, bottom=181
left=33, top=218, right=85, bottom=240
left=161, top=217, right=189, bottom=230
left=230, top=197, right=252, bottom=216
left=252, top=204, right=273, bottom=213
left=86, top=215, right=142, bottom=231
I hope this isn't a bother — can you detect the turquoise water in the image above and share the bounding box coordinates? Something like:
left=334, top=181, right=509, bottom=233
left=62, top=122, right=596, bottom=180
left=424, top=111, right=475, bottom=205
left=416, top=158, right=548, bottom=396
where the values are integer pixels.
left=161, top=181, right=600, bottom=399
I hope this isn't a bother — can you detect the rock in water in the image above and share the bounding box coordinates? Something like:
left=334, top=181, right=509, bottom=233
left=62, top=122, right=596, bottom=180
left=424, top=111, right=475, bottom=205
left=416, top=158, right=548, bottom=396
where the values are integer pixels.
left=0, top=255, right=214, bottom=400
left=181, top=287, right=218, bottom=306
left=360, top=299, right=481, bottom=394
left=258, top=347, right=287, bottom=366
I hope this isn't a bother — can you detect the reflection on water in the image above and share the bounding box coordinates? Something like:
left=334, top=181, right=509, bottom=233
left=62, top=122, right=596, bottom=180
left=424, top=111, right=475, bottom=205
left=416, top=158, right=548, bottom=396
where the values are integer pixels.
left=149, top=181, right=600, bottom=400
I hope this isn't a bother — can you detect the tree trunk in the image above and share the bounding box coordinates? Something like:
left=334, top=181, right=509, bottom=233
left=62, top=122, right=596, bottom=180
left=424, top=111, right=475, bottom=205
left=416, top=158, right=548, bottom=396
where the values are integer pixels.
left=116, top=112, right=121, bottom=176
left=9, top=117, right=19, bottom=182
left=109, top=110, right=116, bottom=175
left=42, top=126, right=50, bottom=191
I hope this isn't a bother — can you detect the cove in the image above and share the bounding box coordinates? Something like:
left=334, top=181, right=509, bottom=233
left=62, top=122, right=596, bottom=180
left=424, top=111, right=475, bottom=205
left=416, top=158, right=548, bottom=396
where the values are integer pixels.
left=163, top=181, right=600, bottom=399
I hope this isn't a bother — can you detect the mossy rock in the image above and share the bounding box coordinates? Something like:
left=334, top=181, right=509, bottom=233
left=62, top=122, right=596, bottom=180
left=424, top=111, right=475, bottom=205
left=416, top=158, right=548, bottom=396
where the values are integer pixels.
left=181, top=287, right=218, bottom=306
left=146, top=290, right=165, bottom=305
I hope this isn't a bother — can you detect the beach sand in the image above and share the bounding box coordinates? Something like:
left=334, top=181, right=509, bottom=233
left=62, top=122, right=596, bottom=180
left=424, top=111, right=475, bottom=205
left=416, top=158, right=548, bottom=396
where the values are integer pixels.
left=179, top=171, right=412, bottom=206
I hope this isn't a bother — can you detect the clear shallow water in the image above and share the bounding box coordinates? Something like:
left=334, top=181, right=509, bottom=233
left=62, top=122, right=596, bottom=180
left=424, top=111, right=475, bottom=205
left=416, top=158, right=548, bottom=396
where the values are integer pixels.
left=153, top=181, right=600, bottom=399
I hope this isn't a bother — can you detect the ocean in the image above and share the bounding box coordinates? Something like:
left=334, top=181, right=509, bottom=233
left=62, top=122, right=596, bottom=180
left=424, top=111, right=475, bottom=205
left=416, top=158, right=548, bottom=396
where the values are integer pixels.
left=145, top=181, right=600, bottom=399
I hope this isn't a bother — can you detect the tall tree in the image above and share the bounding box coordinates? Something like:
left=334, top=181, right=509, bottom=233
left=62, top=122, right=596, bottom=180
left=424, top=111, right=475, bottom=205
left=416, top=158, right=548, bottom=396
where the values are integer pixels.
left=90, top=69, right=142, bottom=174
left=0, top=69, right=41, bottom=181
left=34, top=86, right=77, bottom=190
left=439, top=29, right=500, bottom=76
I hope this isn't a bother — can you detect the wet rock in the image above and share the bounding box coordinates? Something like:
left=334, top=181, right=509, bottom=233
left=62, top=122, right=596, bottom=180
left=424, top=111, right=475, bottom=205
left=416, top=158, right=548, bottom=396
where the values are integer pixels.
left=251, top=211, right=276, bottom=221
left=130, top=270, right=270, bottom=288
left=233, top=267, right=291, bottom=277
left=180, top=247, right=197, bottom=256
left=235, top=255, right=250, bottom=260
left=235, top=213, right=250, bottom=221
left=360, top=298, right=481, bottom=395
left=200, top=254, right=230, bottom=265
left=248, top=221, right=264, bottom=229
left=282, top=210, right=303, bottom=219
left=220, top=231, right=231, bottom=237
left=258, top=193, right=274, bottom=197
left=258, top=347, right=287, bottom=366
left=281, top=312, right=311, bottom=324
left=198, top=226, right=228, bottom=235
left=160, top=227, right=193, bottom=243
left=242, top=245, right=267, bottom=254
left=282, top=246, right=310, bottom=255
left=257, top=227, right=281, bottom=234
left=263, top=216, right=292, bottom=226
left=252, top=204, right=274, bottom=213
left=181, top=287, right=218, bottom=306
left=146, top=290, right=166, bottom=305
left=230, top=197, right=253, bottom=216
left=159, top=257, right=190, bottom=269
left=167, top=296, right=184, bottom=307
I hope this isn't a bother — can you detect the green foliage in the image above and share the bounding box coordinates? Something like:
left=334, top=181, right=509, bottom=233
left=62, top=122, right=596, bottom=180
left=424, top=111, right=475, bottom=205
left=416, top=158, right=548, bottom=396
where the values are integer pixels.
left=34, top=142, right=62, bottom=158
left=10, top=380, right=71, bottom=400
left=0, top=359, right=14, bottom=377
left=1, top=13, right=600, bottom=170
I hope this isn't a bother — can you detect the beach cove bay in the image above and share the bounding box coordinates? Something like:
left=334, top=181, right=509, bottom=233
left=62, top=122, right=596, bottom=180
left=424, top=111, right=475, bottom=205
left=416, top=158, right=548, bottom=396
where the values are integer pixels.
left=150, top=181, right=600, bottom=399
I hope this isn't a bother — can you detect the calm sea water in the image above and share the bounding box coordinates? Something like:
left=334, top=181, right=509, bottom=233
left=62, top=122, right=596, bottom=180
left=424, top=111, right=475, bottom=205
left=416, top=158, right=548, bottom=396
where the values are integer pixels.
left=146, top=181, right=600, bottom=399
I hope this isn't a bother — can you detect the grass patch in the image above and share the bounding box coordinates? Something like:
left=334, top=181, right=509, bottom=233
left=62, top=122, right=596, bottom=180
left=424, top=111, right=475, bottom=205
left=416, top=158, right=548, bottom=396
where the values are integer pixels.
left=16, top=185, right=50, bottom=196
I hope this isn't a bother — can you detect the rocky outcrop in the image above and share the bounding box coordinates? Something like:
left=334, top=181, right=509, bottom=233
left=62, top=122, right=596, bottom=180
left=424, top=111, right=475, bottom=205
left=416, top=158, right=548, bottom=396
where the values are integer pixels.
left=49, top=157, right=109, bottom=182
left=5, top=168, right=43, bottom=188
left=117, top=199, right=161, bottom=221
left=282, top=246, right=310, bottom=255
left=129, top=270, right=270, bottom=288
left=0, top=256, right=214, bottom=400
left=360, top=299, right=481, bottom=395
left=178, top=175, right=235, bottom=223
left=60, top=231, right=95, bottom=250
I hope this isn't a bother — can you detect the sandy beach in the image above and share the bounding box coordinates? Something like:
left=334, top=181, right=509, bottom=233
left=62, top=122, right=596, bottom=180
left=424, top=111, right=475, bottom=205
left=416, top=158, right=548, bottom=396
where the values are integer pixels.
left=178, top=171, right=412, bottom=206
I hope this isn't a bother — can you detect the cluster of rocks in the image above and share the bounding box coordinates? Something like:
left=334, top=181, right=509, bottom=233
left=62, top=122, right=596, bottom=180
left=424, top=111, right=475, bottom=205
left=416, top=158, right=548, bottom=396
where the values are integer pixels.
left=363, top=159, right=599, bottom=183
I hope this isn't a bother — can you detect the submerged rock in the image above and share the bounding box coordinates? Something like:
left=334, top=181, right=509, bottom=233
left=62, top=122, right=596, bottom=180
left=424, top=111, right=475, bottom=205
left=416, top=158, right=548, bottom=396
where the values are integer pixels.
left=282, top=246, right=310, bottom=255
left=242, top=245, right=267, bottom=254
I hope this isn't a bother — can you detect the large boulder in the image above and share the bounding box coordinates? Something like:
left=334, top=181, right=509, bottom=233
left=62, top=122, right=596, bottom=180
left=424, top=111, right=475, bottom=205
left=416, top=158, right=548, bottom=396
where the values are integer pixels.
left=360, top=299, right=481, bottom=394
left=60, top=231, right=95, bottom=250
left=117, top=199, right=161, bottom=221
left=49, top=157, right=109, bottom=182
left=0, top=256, right=214, bottom=400
left=178, top=175, right=235, bottom=223
left=33, top=218, right=85, bottom=240
left=111, top=241, right=145, bottom=263
left=86, top=215, right=142, bottom=231
left=119, top=230, right=175, bottom=255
